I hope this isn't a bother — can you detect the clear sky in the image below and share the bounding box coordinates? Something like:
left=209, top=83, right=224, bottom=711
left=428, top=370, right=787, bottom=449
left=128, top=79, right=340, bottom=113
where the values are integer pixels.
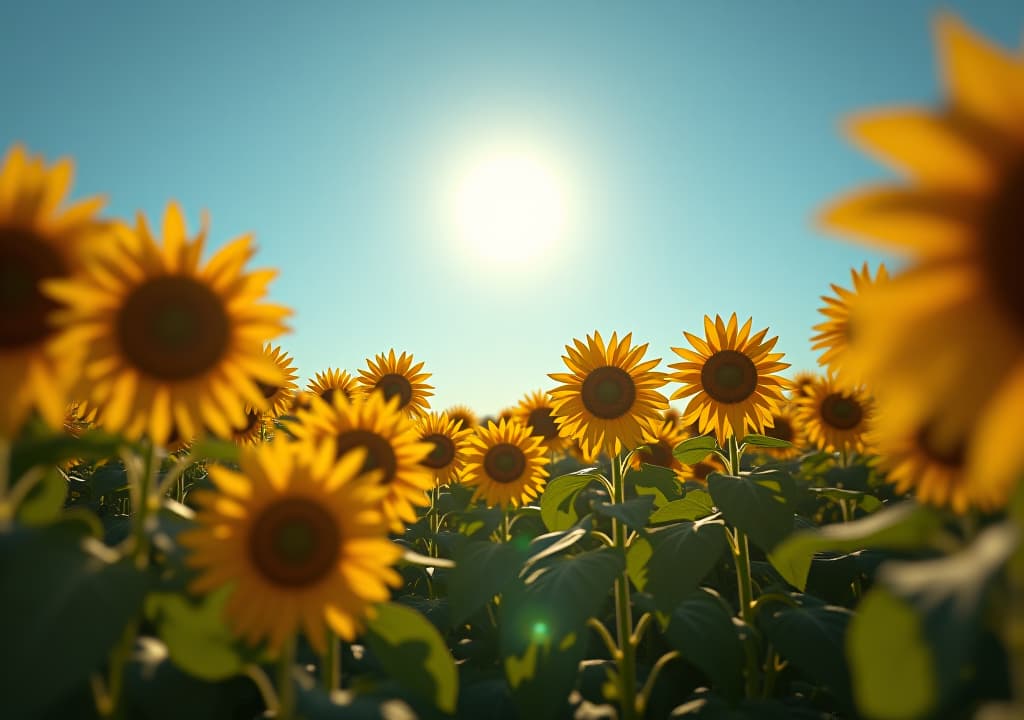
left=3, top=1, right=1021, bottom=415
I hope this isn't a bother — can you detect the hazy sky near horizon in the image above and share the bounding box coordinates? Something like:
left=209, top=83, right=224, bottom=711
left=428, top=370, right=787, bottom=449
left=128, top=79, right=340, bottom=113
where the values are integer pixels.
left=3, top=1, right=1022, bottom=414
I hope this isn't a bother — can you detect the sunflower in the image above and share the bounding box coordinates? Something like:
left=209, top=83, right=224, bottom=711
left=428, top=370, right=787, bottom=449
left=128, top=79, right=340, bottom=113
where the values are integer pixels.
left=629, top=413, right=690, bottom=481
left=257, top=345, right=298, bottom=416
left=678, top=453, right=727, bottom=486
left=64, top=400, right=99, bottom=434
left=180, top=440, right=401, bottom=654
left=810, top=263, right=889, bottom=388
left=231, top=410, right=267, bottom=446
left=0, top=145, right=112, bottom=436
left=669, top=314, right=789, bottom=446
left=357, top=350, right=432, bottom=418
left=417, top=412, right=473, bottom=487
left=446, top=404, right=478, bottom=431
left=513, top=390, right=569, bottom=455
left=307, top=368, right=360, bottom=407
left=462, top=419, right=549, bottom=508
left=789, top=370, right=819, bottom=401
left=796, top=375, right=873, bottom=455
left=819, top=15, right=1024, bottom=508
left=46, top=203, right=289, bottom=446
left=663, top=407, right=682, bottom=426
left=549, top=331, right=669, bottom=462
left=291, top=391, right=432, bottom=532
left=496, top=407, right=516, bottom=424
left=759, top=403, right=804, bottom=460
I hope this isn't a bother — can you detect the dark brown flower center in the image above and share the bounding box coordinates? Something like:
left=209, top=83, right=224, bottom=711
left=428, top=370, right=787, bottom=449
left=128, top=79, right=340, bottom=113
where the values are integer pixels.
left=376, top=373, right=413, bottom=409
left=638, top=439, right=674, bottom=469
left=319, top=387, right=352, bottom=407
left=701, top=350, right=758, bottom=404
left=249, top=498, right=339, bottom=588
left=335, top=429, right=398, bottom=484
left=820, top=393, right=863, bottom=430
left=690, top=461, right=716, bottom=483
left=257, top=380, right=280, bottom=400
left=235, top=410, right=262, bottom=436
left=483, top=443, right=527, bottom=484
left=765, top=417, right=794, bottom=442
left=0, top=227, right=66, bottom=349
left=117, top=276, right=229, bottom=380
left=527, top=406, right=560, bottom=440
left=581, top=366, right=636, bottom=419
left=916, top=425, right=966, bottom=469
left=983, top=161, right=1024, bottom=332
left=421, top=433, right=455, bottom=469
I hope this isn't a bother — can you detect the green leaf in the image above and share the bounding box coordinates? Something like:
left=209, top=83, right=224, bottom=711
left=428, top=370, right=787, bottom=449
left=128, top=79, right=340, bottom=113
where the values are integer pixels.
left=519, top=547, right=624, bottom=636
left=16, top=467, right=67, bottom=525
left=592, top=495, right=655, bottom=536
left=0, top=519, right=149, bottom=718
left=146, top=587, right=245, bottom=681
left=665, top=588, right=743, bottom=698
left=449, top=540, right=528, bottom=624
left=644, top=516, right=728, bottom=614
left=457, top=505, right=505, bottom=539
left=708, top=471, right=793, bottom=552
left=849, top=521, right=1018, bottom=719
left=540, top=471, right=601, bottom=531
left=628, top=463, right=683, bottom=507
left=847, top=589, right=936, bottom=720
left=768, top=502, right=947, bottom=591
left=364, top=602, right=459, bottom=714
left=761, top=599, right=853, bottom=709
left=741, top=434, right=793, bottom=449
left=649, top=490, right=715, bottom=523
left=400, top=549, right=455, bottom=569
left=523, top=514, right=593, bottom=571
left=189, top=437, right=240, bottom=464
left=10, top=429, right=123, bottom=480
left=673, top=435, right=718, bottom=465
left=502, top=624, right=585, bottom=720
left=807, top=487, right=882, bottom=513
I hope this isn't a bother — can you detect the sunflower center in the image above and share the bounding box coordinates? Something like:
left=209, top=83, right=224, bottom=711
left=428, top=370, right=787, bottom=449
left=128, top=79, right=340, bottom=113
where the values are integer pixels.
left=581, top=366, right=636, bottom=419
left=0, top=227, right=66, bottom=349
left=335, top=429, right=398, bottom=483
left=690, top=461, right=716, bottom=483
left=421, top=433, right=456, bottom=469
left=377, top=373, right=413, bottom=408
left=916, top=425, right=966, bottom=470
left=820, top=393, right=863, bottom=430
left=639, top=440, right=674, bottom=469
left=249, top=498, right=339, bottom=588
left=527, top=407, right=560, bottom=440
left=236, top=410, right=262, bottom=435
left=257, top=381, right=280, bottom=400
left=117, top=276, right=229, bottom=380
left=451, top=414, right=471, bottom=430
left=483, top=443, right=527, bottom=484
left=765, top=417, right=794, bottom=442
left=983, top=161, right=1024, bottom=332
left=701, top=350, right=758, bottom=404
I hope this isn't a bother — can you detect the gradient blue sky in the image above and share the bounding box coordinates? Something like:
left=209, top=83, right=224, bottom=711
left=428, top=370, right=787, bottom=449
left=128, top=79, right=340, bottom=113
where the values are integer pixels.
left=3, top=1, right=1021, bottom=414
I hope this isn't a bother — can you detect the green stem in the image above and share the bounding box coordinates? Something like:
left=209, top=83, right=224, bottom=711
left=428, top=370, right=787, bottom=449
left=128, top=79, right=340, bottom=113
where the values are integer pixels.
left=728, top=436, right=758, bottom=698
left=277, top=635, right=297, bottom=720
left=586, top=617, right=619, bottom=659
left=611, top=454, right=638, bottom=720
left=321, top=630, right=340, bottom=692
left=761, top=645, right=779, bottom=699
left=503, top=509, right=512, bottom=544
left=637, top=650, right=680, bottom=716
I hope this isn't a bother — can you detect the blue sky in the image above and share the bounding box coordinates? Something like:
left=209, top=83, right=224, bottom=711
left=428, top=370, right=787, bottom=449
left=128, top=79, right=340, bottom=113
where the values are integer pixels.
left=3, top=1, right=1021, bottom=414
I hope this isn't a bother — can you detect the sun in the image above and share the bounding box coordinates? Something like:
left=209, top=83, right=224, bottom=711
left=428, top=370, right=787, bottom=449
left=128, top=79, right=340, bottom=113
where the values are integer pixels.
left=453, top=148, right=567, bottom=264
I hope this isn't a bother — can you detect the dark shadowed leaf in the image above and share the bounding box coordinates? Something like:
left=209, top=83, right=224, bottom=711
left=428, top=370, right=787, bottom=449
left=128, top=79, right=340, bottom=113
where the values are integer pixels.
left=449, top=539, right=528, bottom=625
left=666, top=588, right=743, bottom=699
left=644, top=515, right=728, bottom=614
left=709, top=471, right=793, bottom=552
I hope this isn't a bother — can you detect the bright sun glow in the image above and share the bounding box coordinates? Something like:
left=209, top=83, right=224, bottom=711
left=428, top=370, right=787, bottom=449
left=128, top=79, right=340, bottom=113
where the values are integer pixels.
left=454, top=149, right=567, bottom=264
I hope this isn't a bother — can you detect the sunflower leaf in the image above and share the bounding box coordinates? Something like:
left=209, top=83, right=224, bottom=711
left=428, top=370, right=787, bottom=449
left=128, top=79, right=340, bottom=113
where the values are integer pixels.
left=672, top=435, right=718, bottom=465
left=649, top=490, right=716, bottom=524
left=740, top=434, right=792, bottom=449
left=708, top=471, right=795, bottom=553
left=540, top=472, right=601, bottom=531
left=643, top=515, right=728, bottom=613
left=449, top=540, right=528, bottom=625
left=592, top=495, right=655, bottom=537
left=665, top=588, right=744, bottom=699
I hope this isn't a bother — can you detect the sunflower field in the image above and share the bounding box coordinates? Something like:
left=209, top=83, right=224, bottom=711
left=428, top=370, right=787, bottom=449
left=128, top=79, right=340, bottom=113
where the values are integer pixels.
left=4, top=13, right=1024, bottom=720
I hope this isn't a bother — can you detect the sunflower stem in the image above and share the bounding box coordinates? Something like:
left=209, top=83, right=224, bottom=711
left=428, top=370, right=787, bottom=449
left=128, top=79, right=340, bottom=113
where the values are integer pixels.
left=277, top=635, right=297, bottom=720
left=728, top=436, right=759, bottom=698
left=610, top=454, right=639, bottom=720
left=321, top=630, right=341, bottom=692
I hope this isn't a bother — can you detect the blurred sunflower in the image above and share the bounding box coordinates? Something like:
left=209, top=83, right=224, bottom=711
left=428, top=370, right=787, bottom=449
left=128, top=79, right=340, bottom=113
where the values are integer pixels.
left=446, top=404, right=478, bottom=431
left=549, top=331, right=668, bottom=462
left=669, top=314, right=789, bottom=445
left=760, top=404, right=804, bottom=460
left=819, top=15, right=1024, bottom=505
left=231, top=410, right=266, bottom=446
left=292, top=391, right=432, bottom=532
left=46, top=203, right=289, bottom=446
left=496, top=407, right=516, bottom=424
left=789, top=370, right=819, bottom=401
left=257, top=345, right=298, bottom=416
left=678, top=453, right=727, bottom=486
left=629, top=414, right=689, bottom=480
left=0, top=145, right=111, bottom=436
left=513, top=390, right=568, bottom=454
left=462, top=419, right=549, bottom=508
left=797, top=375, right=873, bottom=454
left=810, top=263, right=889, bottom=387
left=307, top=368, right=360, bottom=406
left=417, top=411, right=472, bottom=486
left=663, top=407, right=682, bottom=426
left=357, top=350, right=432, bottom=418
left=180, top=441, right=401, bottom=654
